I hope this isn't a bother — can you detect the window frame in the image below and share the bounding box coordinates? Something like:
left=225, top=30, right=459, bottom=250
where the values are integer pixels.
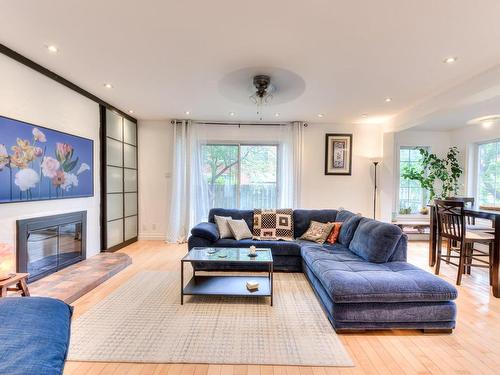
left=201, top=142, right=280, bottom=209
left=475, top=138, right=500, bottom=207
left=396, top=145, right=429, bottom=216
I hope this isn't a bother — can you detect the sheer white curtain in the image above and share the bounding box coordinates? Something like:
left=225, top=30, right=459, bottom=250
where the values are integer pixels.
left=166, top=121, right=210, bottom=243
left=166, top=120, right=304, bottom=242
left=278, top=121, right=304, bottom=208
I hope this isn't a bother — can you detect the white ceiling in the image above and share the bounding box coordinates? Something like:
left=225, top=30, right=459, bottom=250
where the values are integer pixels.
left=2, top=0, right=500, bottom=127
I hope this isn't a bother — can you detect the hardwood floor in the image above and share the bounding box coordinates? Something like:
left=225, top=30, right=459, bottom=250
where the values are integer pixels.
left=64, top=241, right=500, bottom=375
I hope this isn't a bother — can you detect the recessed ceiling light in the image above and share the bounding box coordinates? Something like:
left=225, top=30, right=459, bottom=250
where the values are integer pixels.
left=128, top=110, right=134, bottom=114
left=443, top=56, right=457, bottom=64
left=46, top=45, right=58, bottom=53
left=185, top=111, right=191, bottom=115
left=317, top=113, right=324, bottom=118
left=229, top=112, right=236, bottom=117
left=385, top=97, right=392, bottom=103
left=103, top=83, right=113, bottom=89
left=482, top=120, right=494, bottom=129
left=275, top=113, right=280, bottom=117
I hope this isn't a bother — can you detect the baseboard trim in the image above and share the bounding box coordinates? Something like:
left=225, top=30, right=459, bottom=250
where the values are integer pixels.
left=138, top=233, right=166, bottom=241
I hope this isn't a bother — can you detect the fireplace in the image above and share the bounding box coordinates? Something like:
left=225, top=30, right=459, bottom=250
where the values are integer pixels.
left=16, top=211, right=87, bottom=282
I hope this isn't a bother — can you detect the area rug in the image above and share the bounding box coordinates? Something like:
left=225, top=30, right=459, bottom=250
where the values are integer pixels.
left=67, top=271, right=353, bottom=366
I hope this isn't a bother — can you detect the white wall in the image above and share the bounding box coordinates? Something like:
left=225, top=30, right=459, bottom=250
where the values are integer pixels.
left=300, top=123, right=383, bottom=215
left=138, top=120, right=172, bottom=240
left=0, top=54, right=100, bottom=269
left=137, top=120, right=385, bottom=239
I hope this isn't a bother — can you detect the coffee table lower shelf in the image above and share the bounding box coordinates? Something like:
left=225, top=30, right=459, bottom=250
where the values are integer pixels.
left=182, top=275, right=271, bottom=304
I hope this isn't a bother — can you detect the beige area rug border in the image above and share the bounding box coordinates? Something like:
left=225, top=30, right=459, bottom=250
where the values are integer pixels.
left=68, top=271, right=353, bottom=367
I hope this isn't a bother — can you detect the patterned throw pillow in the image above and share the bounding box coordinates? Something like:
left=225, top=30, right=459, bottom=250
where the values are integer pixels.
left=227, top=219, right=253, bottom=240
left=326, top=222, right=343, bottom=244
left=253, top=209, right=294, bottom=241
left=300, top=221, right=335, bottom=244
left=214, top=215, right=233, bottom=239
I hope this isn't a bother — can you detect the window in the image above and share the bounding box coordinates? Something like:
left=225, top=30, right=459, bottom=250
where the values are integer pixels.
left=477, top=141, right=500, bottom=206
left=201, top=144, right=278, bottom=209
left=399, top=147, right=427, bottom=214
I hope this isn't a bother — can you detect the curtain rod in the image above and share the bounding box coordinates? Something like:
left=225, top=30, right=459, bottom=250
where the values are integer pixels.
left=170, top=120, right=305, bottom=127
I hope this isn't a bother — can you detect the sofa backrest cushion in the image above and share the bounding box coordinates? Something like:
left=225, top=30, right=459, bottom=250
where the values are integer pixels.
left=293, top=209, right=338, bottom=238
left=349, top=217, right=405, bottom=263
left=337, top=213, right=363, bottom=246
left=208, top=209, right=254, bottom=231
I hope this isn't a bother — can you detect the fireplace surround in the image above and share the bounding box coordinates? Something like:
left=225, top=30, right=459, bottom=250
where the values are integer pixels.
left=16, top=211, right=87, bottom=282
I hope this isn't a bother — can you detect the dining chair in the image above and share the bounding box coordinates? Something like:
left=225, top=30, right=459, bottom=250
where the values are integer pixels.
left=445, top=196, right=493, bottom=230
left=434, top=199, right=494, bottom=285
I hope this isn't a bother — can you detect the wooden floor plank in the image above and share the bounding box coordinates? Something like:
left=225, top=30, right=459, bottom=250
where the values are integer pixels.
left=63, top=240, right=500, bottom=375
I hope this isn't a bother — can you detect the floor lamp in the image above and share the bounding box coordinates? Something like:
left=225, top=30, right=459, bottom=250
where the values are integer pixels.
left=372, top=160, right=380, bottom=219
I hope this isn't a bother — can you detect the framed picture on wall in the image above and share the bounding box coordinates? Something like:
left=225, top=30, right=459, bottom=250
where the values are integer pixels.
left=325, top=133, right=352, bottom=175
left=0, top=114, right=93, bottom=203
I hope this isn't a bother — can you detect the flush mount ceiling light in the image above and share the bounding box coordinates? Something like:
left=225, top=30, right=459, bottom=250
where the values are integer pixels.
left=443, top=56, right=457, bottom=64
left=468, top=114, right=500, bottom=128
left=103, top=83, right=113, bottom=89
left=46, top=45, right=58, bottom=53
left=317, top=113, right=325, bottom=118
left=385, top=97, right=392, bottom=102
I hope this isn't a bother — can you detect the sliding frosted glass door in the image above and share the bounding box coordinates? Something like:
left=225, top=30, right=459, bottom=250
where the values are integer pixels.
left=101, top=106, right=138, bottom=251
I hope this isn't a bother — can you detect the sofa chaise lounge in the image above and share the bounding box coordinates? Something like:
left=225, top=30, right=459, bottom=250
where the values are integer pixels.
left=188, top=208, right=458, bottom=333
left=0, top=297, right=73, bottom=375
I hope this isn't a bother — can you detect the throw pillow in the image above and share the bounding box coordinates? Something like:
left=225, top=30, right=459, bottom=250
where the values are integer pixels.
left=214, top=215, right=233, bottom=239
left=300, top=221, right=335, bottom=244
left=326, top=222, right=342, bottom=244
left=227, top=219, right=253, bottom=240
left=253, top=208, right=294, bottom=241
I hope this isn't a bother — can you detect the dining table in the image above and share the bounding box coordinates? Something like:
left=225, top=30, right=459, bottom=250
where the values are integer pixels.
left=428, top=205, right=500, bottom=297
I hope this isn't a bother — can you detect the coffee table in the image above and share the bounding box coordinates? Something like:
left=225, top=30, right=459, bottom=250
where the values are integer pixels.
left=181, top=247, right=273, bottom=305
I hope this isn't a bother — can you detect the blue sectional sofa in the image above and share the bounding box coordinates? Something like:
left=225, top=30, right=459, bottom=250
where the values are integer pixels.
left=188, top=208, right=458, bottom=333
left=0, top=297, right=73, bottom=375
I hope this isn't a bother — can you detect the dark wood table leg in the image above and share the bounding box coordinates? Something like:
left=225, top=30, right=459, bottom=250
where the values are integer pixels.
left=429, top=206, right=437, bottom=267
left=492, top=218, right=500, bottom=297
left=19, top=278, right=30, bottom=296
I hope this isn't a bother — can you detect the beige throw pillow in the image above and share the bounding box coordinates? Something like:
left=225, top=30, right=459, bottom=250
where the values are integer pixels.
left=227, top=219, right=253, bottom=240
left=300, top=221, right=335, bottom=244
left=214, top=215, right=233, bottom=239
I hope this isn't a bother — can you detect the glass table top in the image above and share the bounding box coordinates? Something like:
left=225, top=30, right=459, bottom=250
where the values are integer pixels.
left=183, top=247, right=273, bottom=263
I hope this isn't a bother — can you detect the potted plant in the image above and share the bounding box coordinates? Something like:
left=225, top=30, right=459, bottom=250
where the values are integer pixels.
left=401, top=146, right=463, bottom=202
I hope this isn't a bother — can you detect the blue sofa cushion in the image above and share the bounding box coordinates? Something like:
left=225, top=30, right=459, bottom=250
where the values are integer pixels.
left=208, top=209, right=254, bottom=231
left=349, top=218, right=404, bottom=263
left=191, top=222, right=219, bottom=242
left=0, top=297, right=73, bottom=375
left=293, top=209, right=338, bottom=238
left=337, top=213, right=362, bottom=246
left=213, top=238, right=301, bottom=257
left=336, top=209, right=356, bottom=222
left=302, top=246, right=458, bottom=303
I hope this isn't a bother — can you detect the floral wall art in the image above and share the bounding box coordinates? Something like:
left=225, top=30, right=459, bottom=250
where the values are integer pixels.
left=0, top=115, right=93, bottom=203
